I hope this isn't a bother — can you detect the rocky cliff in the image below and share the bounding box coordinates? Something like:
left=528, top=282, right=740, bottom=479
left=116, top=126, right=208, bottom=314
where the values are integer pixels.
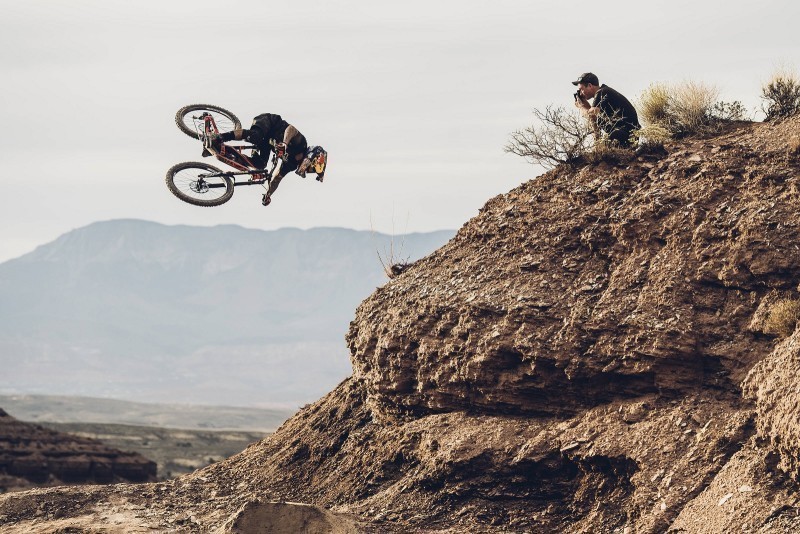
left=1, top=116, right=800, bottom=533
left=0, top=409, right=156, bottom=494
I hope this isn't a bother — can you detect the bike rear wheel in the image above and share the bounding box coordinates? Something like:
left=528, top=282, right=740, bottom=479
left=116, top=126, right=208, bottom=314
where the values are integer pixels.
left=166, top=162, right=235, bottom=207
left=175, top=104, right=242, bottom=139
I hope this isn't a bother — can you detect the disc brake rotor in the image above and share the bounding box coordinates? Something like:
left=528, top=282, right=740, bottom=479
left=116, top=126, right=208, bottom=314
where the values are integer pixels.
left=190, top=179, right=210, bottom=194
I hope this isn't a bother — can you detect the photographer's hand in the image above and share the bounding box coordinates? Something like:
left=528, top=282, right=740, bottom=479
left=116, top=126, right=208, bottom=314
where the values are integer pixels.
left=574, top=92, right=590, bottom=110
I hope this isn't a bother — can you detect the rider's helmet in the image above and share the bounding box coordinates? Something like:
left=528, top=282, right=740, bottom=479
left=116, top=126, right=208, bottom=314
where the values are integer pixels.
left=297, top=146, right=327, bottom=181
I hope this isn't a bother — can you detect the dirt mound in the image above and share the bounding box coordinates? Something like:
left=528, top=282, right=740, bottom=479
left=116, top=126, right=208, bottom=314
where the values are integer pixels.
left=2, top=116, right=800, bottom=532
left=0, top=409, right=156, bottom=493
left=218, top=500, right=361, bottom=534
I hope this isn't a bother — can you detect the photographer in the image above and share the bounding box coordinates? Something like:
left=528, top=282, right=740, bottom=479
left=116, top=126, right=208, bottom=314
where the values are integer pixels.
left=573, top=72, right=640, bottom=148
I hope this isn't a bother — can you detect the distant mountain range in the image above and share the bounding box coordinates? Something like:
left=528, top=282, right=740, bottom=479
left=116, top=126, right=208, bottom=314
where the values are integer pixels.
left=0, top=220, right=453, bottom=407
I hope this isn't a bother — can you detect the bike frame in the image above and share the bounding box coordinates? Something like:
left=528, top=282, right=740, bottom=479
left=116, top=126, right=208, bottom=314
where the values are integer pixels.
left=195, top=113, right=280, bottom=187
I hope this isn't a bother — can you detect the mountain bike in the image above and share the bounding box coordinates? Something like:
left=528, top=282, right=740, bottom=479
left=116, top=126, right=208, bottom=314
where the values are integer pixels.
left=166, top=104, right=282, bottom=207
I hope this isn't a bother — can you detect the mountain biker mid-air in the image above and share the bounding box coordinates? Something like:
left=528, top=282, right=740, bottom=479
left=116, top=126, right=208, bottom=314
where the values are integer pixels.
left=211, top=113, right=327, bottom=206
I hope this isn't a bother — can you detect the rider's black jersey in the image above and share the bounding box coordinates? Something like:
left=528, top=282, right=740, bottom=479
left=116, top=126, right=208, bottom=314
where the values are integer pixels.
left=220, top=112, right=307, bottom=171
left=249, top=113, right=290, bottom=146
left=245, top=113, right=307, bottom=158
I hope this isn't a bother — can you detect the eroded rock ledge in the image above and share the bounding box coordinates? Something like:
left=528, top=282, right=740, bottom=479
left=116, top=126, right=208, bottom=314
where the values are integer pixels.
left=349, top=118, right=800, bottom=421
left=0, top=409, right=156, bottom=493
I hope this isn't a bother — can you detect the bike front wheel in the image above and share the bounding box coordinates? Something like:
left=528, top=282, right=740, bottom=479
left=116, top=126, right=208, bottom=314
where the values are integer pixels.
left=175, top=104, right=242, bottom=139
left=166, top=162, right=235, bottom=207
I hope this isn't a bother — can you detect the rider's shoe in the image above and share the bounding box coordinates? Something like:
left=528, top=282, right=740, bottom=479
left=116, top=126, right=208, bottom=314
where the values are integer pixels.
left=261, top=194, right=272, bottom=206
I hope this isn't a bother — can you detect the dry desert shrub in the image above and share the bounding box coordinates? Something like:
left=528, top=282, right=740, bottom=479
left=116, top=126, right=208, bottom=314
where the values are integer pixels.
left=762, top=68, right=800, bottom=121
left=371, top=221, right=411, bottom=279
left=505, top=106, right=593, bottom=169
left=377, top=246, right=411, bottom=279
left=710, top=100, right=748, bottom=122
left=763, top=299, right=800, bottom=338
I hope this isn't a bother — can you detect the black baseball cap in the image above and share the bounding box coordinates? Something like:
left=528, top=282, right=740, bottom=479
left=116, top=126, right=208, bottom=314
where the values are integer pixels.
left=572, top=72, right=599, bottom=86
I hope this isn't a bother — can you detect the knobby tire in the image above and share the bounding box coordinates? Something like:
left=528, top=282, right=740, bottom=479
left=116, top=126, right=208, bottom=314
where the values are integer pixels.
left=165, top=162, right=235, bottom=207
left=175, top=104, right=242, bottom=140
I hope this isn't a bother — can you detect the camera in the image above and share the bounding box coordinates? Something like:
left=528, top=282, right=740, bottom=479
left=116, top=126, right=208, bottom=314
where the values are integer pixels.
left=574, top=90, right=582, bottom=102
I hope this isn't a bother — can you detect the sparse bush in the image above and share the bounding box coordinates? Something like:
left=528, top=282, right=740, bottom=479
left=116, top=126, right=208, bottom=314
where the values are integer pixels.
left=710, top=100, right=748, bottom=122
left=763, top=299, right=800, bottom=338
left=505, top=105, right=593, bottom=169
left=762, top=68, right=800, bottom=120
left=371, top=218, right=412, bottom=279
left=377, top=250, right=411, bottom=279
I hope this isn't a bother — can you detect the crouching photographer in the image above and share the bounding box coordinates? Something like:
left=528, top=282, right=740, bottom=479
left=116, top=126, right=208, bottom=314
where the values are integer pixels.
left=572, top=72, right=640, bottom=148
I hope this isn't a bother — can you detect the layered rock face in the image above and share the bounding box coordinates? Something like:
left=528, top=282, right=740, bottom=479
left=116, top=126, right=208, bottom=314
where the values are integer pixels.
left=348, top=118, right=800, bottom=419
left=2, top=117, right=800, bottom=532
left=0, top=409, right=156, bottom=493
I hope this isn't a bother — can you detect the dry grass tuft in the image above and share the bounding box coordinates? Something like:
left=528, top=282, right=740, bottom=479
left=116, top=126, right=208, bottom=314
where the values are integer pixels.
left=763, top=299, right=800, bottom=338
left=762, top=67, right=800, bottom=121
left=639, top=83, right=671, bottom=129
left=670, top=81, right=719, bottom=135
left=638, top=81, right=745, bottom=139
left=587, top=138, right=635, bottom=164
left=634, top=124, right=672, bottom=150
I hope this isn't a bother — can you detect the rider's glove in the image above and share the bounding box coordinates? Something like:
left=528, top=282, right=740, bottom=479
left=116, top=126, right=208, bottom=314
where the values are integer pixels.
left=275, top=142, right=287, bottom=160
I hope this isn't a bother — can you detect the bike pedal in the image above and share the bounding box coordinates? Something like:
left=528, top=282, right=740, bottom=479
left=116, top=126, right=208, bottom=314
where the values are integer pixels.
left=201, top=148, right=211, bottom=157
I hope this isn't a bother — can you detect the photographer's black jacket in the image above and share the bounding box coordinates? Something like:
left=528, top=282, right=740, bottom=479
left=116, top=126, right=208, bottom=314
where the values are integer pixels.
left=593, top=84, right=640, bottom=145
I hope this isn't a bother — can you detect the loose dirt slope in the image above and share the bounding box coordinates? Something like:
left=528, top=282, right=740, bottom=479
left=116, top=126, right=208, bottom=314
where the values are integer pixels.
left=2, top=117, right=800, bottom=532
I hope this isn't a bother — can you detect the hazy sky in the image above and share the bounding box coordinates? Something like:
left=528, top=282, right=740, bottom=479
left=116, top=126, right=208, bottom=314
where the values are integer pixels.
left=1, top=0, right=797, bottom=262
